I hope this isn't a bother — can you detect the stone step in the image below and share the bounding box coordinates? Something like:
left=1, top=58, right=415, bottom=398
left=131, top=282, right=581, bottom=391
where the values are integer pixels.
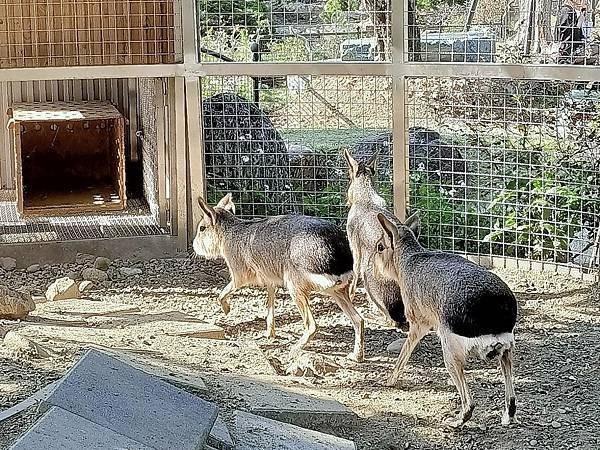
left=41, top=348, right=219, bottom=450
left=206, top=414, right=235, bottom=450
left=233, top=410, right=357, bottom=450
left=10, top=407, right=152, bottom=450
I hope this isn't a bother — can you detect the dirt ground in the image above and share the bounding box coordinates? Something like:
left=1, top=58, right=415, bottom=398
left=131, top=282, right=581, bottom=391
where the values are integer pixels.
left=0, top=257, right=599, bottom=450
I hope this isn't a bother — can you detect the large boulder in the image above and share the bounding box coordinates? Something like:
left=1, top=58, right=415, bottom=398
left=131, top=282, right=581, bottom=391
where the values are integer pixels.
left=203, top=93, right=297, bottom=216
left=351, top=127, right=468, bottom=190
left=0, top=285, right=35, bottom=319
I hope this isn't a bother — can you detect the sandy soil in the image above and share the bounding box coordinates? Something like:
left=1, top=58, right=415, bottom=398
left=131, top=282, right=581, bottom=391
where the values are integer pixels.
left=0, top=257, right=599, bottom=450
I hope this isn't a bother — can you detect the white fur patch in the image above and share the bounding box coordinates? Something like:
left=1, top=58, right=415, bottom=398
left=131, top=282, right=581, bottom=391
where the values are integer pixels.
left=303, top=271, right=353, bottom=290
left=442, top=331, right=515, bottom=360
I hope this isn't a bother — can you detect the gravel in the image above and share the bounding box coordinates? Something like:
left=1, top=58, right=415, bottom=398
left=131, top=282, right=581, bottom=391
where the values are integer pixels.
left=0, top=260, right=598, bottom=450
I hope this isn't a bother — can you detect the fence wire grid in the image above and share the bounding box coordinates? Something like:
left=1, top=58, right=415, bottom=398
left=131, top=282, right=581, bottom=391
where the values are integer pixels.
left=406, top=77, right=600, bottom=271
left=201, top=75, right=393, bottom=219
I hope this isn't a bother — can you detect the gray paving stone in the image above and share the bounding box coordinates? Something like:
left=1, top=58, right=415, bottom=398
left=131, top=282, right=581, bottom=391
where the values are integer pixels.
left=42, top=349, right=218, bottom=450
left=206, top=414, right=235, bottom=450
left=233, top=411, right=357, bottom=450
left=10, top=406, right=152, bottom=450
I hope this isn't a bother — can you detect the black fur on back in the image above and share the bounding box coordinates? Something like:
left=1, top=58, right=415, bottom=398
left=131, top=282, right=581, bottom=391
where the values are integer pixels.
left=406, top=253, right=517, bottom=337
left=300, top=217, right=354, bottom=276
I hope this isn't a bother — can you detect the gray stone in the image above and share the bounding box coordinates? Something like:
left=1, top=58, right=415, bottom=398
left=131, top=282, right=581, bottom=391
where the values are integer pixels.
left=0, top=285, right=35, bottom=319
left=0, top=257, right=17, bottom=271
left=386, top=336, right=407, bottom=354
left=233, top=411, right=356, bottom=450
left=82, top=268, right=109, bottom=283
left=26, top=264, right=40, bottom=273
left=42, top=349, right=218, bottom=450
left=75, top=253, right=96, bottom=265
left=207, top=414, right=235, bottom=450
left=45, top=277, right=81, bottom=301
left=93, top=257, right=111, bottom=271
left=10, top=407, right=152, bottom=450
left=215, top=374, right=354, bottom=429
left=120, top=267, right=143, bottom=277
left=66, top=271, right=80, bottom=281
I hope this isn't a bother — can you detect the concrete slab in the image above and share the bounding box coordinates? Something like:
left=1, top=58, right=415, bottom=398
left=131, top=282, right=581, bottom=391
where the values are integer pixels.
left=31, top=299, right=141, bottom=321
left=98, top=348, right=208, bottom=391
left=206, top=374, right=356, bottom=430
left=42, top=349, right=218, bottom=450
left=234, top=411, right=357, bottom=450
left=10, top=406, right=153, bottom=450
left=130, top=319, right=225, bottom=340
left=207, top=414, right=235, bottom=450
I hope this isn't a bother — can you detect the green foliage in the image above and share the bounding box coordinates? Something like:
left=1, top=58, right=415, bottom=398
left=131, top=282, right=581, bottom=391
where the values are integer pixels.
left=321, top=0, right=360, bottom=23
left=197, top=0, right=271, bottom=37
left=483, top=175, right=586, bottom=261
left=416, top=0, right=466, bottom=11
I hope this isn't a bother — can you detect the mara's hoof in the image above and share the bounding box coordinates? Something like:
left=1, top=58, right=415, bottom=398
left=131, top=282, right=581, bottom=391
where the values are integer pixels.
left=501, top=413, right=519, bottom=426
left=443, top=416, right=465, bottom=429
left=385, top=375, right=399, bottom=387
left=346, top=351, right=364, bottom=363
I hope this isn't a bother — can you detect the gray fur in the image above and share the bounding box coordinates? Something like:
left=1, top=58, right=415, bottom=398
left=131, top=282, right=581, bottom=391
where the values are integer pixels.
left=193, top=194, right=365, bottom=361
left=344, top=150, right=407, bottom=327
left=373, top=213, right=518, bottom=427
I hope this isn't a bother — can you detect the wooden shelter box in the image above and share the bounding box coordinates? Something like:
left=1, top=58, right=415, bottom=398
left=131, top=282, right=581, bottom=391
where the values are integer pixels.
left=9, top=101, right=127, bottom=217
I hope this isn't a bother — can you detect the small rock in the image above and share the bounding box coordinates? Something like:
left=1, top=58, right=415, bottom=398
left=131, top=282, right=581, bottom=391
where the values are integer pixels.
left=79, top=281, right=94, bottom=293
left=75, top=253, right=96, bottom=265
left=529, top=439, right=538, bottom=446
left=286, top=351, right=341, bottom=377
left=119, top=267, right=143, bottom=277
left=45, top=277, right=81, bottom=301
left=94, top=257, right=111, bottom=272
left=551, top=420, right=561, bottom=428
left=0, top=285, right=35, bottom=319
left=2, top=331, right=49, bottom=358
left=387, top=336, right=407, bottom=353
left=67, top=271, right=80, bottom=281
left=26, top=264, right=40, bottom=273
left=0, top=257, right=17, bottom=271
left=558, top=408, right=567, bottom=414
left=82, top=268, right=109, bottom=283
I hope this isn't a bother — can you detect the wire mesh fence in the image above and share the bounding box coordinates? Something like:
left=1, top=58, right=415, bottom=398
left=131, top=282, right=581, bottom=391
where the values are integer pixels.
left=196, top=0, right=392, bottom=62
left=409, top=0, right=599, bottom=65
left=201, top=75, right=393, bottom=219
left=0, top=0, right=182, bottom=68
left=406, top=77, right=600, bottom=271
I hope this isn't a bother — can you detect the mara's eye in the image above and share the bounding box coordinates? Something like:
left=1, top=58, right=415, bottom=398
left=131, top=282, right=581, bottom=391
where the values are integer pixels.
left=199, top=226, right=206, bottom=232
left=377, top=243, right=385, bottom=253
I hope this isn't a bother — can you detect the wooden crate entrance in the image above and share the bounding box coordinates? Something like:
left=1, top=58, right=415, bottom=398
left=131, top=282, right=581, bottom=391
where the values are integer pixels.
left=9, top=101, right=127, bottom=217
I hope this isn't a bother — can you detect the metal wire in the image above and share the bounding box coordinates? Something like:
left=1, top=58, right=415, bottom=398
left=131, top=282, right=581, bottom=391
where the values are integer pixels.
left=201, top=75, right=393, bottom=220
left=406, top=77, right=600, bottom=271
left=0, top=0, right=181, bottom=68
left=197, top=0, right=392, bottom=62
left=0, top=195, right=166, bottom=243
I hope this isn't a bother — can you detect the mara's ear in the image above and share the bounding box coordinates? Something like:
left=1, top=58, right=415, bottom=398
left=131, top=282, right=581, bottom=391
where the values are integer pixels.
left=197, top=196, right=217, bottom=225
left=377, top=213, right=399, bottom=250
left=366, top=150, right=379, bottom=172
left=343, top=149, right=359, bottom=177
left=404, top=212, right=421, bottom=238
left=216, top=192, right=236, bottom=214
